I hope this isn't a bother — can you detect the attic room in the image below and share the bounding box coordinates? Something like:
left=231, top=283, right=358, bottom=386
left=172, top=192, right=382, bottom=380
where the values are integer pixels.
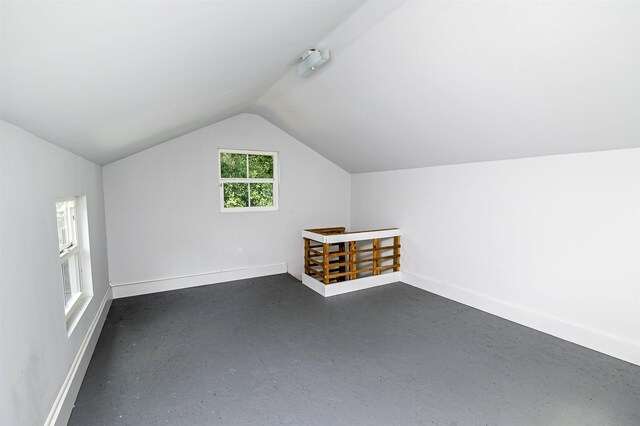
left=0, top=0, right=638, bottom=425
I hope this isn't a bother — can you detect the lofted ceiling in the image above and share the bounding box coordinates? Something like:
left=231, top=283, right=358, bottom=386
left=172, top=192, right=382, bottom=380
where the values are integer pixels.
left=253, top=0, right=640, bottom=173
left=0, top=0, right=364, bottom=164
left=1, top=1, right=639, bottom=171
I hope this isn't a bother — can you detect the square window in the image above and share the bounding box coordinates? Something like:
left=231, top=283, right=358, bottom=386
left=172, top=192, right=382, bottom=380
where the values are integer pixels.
left=219, top=150, right=278, bottom=212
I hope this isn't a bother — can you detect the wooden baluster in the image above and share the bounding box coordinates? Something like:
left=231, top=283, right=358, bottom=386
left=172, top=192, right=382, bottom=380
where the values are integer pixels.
left=393, top=236, right=400, bottom=272
left=349, top=241, right=357, bottom=280
left=372, top=238, right=380, bottom=275
left=338, top=242, right=346, bottom=282
left=304, top=238, right=311, bottom=275
left=323, top=243, right=330, bottom=284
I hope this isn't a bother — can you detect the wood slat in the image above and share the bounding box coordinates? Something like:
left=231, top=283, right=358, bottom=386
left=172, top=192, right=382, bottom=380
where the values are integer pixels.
left=320, top=254, right=398, bottom=268
left=325, top=244, right=400, bottom=258
left=326, top=264, right=399, bottom=280
left=393, top=236, right=401, bottom=272
left=372, top=238, right=380, bottom=275
left=308, top=247, right=323, bottom=257
left=337, top=242, right=347, bottom=282
left=349, top=241, right=357, bottom=280
left=307, top=267, right=324, bottom=278
left=310, top=244, right=400, bottom=257
left=305, top=257, right=345, bottom=266
left=304, top=238, right=310, bottom=275
left=323, top=243, right=330, bottom=285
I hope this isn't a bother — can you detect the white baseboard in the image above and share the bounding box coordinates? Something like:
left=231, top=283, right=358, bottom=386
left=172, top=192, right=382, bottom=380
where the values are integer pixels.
left=401, top=271, right=640, bottom=366
left=45, top=287, right=113, bottom=426
left=111, top=263, right=288, bottom=299
left=302, top=272, right=401, bottom=297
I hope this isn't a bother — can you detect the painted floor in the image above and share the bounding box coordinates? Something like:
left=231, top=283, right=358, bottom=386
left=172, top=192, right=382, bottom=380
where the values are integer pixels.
left=69, top=274, right=640, bottom=425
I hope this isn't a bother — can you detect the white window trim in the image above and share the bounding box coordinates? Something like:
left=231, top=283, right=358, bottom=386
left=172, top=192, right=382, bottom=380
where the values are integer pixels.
left=65, top=291, right=83, bottom=321
left=218, top=148, right=279, bottom=212
left=59, top=243, right=78, bottom=263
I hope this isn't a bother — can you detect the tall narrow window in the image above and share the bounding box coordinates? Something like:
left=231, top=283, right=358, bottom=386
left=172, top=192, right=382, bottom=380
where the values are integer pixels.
left=219, top=149, right=278, bottom=212
left=57, top=198, right=82, bottom=315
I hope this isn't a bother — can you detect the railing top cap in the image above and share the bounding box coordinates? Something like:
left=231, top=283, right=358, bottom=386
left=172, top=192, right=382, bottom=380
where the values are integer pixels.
left=302, top=228, right=401, bottom=243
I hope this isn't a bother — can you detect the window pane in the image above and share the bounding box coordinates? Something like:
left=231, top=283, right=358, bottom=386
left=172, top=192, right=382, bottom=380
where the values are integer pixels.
left=248, top=154, right=273, bottom=178
left=62, top=260, right=72, bottom=305
left=62, top=254, right=81, bottom=307
left=223, top=183, right=249, bottom=208
left=57, top=200, right=77, bottom=250
left=250, top=183, right=273, bottom=207
left=57, top=202, right=68, bottom=250
left=220, top=153, right=247, bottom=178
left=67, top=203, right=77, bottom=244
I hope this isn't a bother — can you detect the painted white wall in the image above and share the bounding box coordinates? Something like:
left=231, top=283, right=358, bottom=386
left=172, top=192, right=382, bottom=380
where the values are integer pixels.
left=103, top=113, right=350, bottom=286
left=0, top=120, right=110, bottom=425
left=352, top=148, right=640, bottom=364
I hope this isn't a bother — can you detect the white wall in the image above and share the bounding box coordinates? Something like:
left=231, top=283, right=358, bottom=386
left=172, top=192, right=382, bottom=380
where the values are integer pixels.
left=103, top=113, right=350, bottom=288
left=0, top=120, right=110, bottom=425
left=352, top=148, right=640, bottom=364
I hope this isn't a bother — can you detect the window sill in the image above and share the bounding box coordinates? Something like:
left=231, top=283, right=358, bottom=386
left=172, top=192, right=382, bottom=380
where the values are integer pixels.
left=66, top=295, right=92, bottom=336
left=220, top=206, right=279, bottom=213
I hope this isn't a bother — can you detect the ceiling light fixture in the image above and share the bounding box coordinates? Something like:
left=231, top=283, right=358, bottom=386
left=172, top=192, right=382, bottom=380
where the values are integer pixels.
left=296, top=49, right=330, bottom=77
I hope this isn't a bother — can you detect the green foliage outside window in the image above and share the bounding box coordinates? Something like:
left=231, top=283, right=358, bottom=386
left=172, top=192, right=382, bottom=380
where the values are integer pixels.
left=220, top=151, right=276, bottom=209
left=220, top=153, right=247, bottom=178
left=223, top=183, right=249, bottom=207
left=248, top=155, right=273, bottom=178
left=249, top=183, right=273, bottom=207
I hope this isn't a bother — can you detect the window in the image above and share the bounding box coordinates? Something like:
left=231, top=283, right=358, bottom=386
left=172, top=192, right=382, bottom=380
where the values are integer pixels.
left=219, top=149, right=278, bottom=211
left=57, top=198, right=83, bottom=317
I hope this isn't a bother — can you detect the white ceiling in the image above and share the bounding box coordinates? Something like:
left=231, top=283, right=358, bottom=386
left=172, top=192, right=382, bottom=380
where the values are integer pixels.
left=2, top=1, right=639, bottom=171
left=254, top=0, right=640, bottom=173
left=0, top=0, right=364, bottom=164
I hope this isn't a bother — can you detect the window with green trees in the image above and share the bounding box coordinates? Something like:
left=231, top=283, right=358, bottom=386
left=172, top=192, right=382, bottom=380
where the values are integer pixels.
left=219, top=149, right=278, bottom=211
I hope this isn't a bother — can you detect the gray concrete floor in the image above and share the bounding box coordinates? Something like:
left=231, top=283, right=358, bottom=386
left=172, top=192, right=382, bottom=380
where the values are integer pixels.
left=69, top=274, right=640, bottom=425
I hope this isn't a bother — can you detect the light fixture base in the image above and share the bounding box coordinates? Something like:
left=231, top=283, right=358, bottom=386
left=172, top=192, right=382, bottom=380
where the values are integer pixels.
left=296, top=49, right=330, bottom=77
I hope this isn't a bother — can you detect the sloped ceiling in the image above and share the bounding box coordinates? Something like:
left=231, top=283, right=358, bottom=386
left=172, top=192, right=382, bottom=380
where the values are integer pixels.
left=0, top=0, right=364, bottom=164
left=253, top=1, right=640, bottom=173
left=2, top=1, right=639, bottom=171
